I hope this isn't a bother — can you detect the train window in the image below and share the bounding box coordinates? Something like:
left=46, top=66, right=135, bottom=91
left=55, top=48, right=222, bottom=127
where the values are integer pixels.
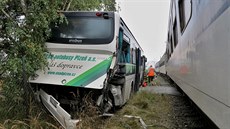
left=173, top=21, right=178, bottom=47
left=166, top=48, right=169, bottom=58
left=178, top=0, right=192, bottom=33
left=170, top=36, right=173, bottom=55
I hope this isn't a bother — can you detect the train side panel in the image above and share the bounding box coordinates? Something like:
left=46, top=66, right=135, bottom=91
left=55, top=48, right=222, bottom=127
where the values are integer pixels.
left=166, top=1, right=230, bottom=128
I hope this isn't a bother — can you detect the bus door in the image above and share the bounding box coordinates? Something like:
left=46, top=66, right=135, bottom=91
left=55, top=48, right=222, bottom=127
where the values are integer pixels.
left=134, top=48, right=141, bottom=92
left=110, top=29, right=130, bottom=85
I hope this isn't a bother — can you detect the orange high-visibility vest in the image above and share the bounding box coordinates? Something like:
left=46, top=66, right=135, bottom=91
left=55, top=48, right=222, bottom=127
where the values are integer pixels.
left=148, top=67, right=155, bottom=76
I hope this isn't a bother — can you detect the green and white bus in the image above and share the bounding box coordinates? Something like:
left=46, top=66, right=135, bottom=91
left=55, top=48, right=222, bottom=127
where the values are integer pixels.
left=30, top=11, right=146, bottom=129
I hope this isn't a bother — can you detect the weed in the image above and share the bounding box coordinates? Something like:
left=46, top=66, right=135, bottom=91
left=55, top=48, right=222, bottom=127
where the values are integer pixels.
left=75, top=93, right=105, bottom=129
left=0, top=82, right=172, bottom=129
left=104, top=91, right=171, bottom=129
left=0, top=94, right=61, bottom=129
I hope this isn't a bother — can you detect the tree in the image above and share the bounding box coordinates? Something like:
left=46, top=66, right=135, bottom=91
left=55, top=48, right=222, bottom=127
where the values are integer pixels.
left=0, top=0, right=63, bottom=118
left=61, top=0, right=117, bottom=11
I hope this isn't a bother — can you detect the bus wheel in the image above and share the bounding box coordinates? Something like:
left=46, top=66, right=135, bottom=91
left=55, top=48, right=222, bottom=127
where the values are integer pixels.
left=98, top=93, right=114, bottom=113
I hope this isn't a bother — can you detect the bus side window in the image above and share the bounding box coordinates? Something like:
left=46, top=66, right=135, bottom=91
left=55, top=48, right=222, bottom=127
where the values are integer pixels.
left=123, top=41, right=130, bottom=63
left=118, top=29, right=130, bottom=63
left=132, top=48, right=136, bottom=64
left=118, top=29, right=123, bottom=63
left=119, top=30, right=123, bottom=48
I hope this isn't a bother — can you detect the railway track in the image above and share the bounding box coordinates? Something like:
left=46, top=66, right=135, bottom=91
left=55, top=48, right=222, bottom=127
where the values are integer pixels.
left=141, top=75, right=217, bottom=129
left=168, top=95, right=208, bottom=129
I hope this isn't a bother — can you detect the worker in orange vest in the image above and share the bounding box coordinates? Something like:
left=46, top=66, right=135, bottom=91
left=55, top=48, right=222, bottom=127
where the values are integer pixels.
left=147, top=65, right=155, bottom=84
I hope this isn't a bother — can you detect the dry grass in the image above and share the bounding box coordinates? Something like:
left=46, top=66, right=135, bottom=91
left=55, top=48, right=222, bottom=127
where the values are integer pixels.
left=0, top=95, right=61, bottom=129
left=0, top=80, right=3, bottom=101
left=0, top=90, right=104, bottom=129
left=0, top=80, right=2, bottom=91
left=0, top=77, right=172, bottom=129
left=0, top=91, right=172, bottom=129
left=148, top=75, right=169, bottom=86
left=74, top=93, right=106, bottom=129
left=46, top=90, right=172, bottom=129
left=0, top=114, right=60, bottom=129
left=104, top=91, right=172, bottom=129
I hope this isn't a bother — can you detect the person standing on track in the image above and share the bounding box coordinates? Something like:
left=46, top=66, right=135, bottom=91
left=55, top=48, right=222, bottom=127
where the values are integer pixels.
left=147, top=65, right=155, bottom=85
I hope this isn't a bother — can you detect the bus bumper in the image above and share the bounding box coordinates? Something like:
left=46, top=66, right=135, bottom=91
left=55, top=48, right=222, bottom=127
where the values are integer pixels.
left=38, top=89, right=79, bottom=129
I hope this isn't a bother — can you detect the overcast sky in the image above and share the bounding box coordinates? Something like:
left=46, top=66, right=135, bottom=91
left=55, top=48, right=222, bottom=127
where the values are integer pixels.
left=116, top=0, right=170, bottom=64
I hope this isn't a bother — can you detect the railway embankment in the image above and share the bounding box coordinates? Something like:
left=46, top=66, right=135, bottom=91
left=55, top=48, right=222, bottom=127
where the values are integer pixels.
left=104, top=75, right=211, bottom=129
left=138, top=75, right=211, bottom=129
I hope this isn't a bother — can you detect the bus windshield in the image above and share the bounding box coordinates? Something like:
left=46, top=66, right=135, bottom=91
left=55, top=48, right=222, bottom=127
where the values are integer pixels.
left=48, top=15, right=114, bottom=44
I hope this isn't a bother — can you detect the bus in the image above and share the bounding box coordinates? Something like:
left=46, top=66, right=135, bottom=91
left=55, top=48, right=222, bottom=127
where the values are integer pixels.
left=30, top=11, right=146, bottom=129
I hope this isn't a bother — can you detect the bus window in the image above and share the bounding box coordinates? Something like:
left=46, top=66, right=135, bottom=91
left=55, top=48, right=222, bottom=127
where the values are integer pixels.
left=130, top=48, right=133, bottom=63
left=132, top=48, right=136, bottom=64
left=119, top=42, right=130, bottom=63
left=119, top=29, right=123, bottom=48
left=125, top=42, right=130, bottom=63
left=48, top=14, right=114, bottom=44
left=118, top=30, right=130, bottom=63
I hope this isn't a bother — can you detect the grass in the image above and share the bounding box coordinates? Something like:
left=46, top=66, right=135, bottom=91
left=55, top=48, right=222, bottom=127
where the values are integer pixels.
left=0, top=91, right=105, bottom=129
left=0, top=80, right=2, bottom=92
left=0, top=76, right=172, bottom=129
left=147, top=75, right=170, bottom=86
left=0, top=79, right=63, bottom=128
left=0, top=91, right=172, bottom=129
left=0, top=95, right=61, bottom=129
left=104, top=91, right=172, bottom=129
left=0, top=108, right=60, bottom=129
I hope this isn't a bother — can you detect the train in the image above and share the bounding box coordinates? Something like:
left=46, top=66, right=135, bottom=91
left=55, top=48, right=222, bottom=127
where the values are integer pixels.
left=157, top=0, right=230, bottom=128
left=30, top=11, right=146, bottom=129
left=155, top=52, right=167, bottom=75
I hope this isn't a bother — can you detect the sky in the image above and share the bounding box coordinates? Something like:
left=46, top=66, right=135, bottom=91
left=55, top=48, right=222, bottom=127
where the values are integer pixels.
left=115, top=0, right=170, bottom=65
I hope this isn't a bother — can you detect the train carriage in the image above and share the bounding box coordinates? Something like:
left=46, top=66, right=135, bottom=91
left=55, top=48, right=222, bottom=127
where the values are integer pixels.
left=165, top=0, right=230, bottom=128
left=166, top=0, right=230, bottom=129
left=155, top=52, right=167, bottom=75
